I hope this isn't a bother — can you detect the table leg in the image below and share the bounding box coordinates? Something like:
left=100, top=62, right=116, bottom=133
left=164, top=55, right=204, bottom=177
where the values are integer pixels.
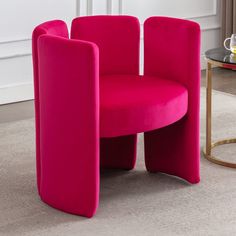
left=203, top=61, right=236, bottom=168
left=206, top=62, right=212, bottom=156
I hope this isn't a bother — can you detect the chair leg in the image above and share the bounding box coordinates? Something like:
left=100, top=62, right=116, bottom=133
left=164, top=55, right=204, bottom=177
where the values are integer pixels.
left=144, top=117, right=200, bottom=184
left=100, top=134, right=137, bottom=170
left=39, top=141, right=99, bottom=218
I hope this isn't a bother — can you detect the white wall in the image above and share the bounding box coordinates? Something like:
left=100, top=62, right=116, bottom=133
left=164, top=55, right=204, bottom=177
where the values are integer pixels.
left=0, top=0, right=221, bottom=104
left=0, top=0, right=78, bottom=104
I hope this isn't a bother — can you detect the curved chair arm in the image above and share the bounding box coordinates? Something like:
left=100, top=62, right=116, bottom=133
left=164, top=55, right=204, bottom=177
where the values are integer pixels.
left=144, top=16, right=201, bottom=90
left=32, top=20, right=69, bottom=193
left=144, top=17, right=201, bottom=183
left=37, top=35, right=99, bottom=217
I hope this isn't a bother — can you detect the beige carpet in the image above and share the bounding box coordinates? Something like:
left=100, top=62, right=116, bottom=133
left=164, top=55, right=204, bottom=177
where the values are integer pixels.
left=0, top=89, right=236, bottom=236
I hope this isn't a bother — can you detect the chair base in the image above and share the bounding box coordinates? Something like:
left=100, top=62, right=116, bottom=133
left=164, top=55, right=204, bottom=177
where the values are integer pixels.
left=100, top=134, right=137, bottom=170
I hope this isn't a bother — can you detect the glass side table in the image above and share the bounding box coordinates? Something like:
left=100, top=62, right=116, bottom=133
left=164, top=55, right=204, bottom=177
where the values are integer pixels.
left=204, top=47, right=236, bottom=168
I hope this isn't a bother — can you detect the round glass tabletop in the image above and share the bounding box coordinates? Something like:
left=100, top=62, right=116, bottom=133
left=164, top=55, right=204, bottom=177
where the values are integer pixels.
left=205, top=47, right=236, bottom=65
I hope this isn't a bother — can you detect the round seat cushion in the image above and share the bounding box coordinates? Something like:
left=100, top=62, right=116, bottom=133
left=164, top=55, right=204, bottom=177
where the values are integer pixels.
left=100, top=75, right=188, bottom=137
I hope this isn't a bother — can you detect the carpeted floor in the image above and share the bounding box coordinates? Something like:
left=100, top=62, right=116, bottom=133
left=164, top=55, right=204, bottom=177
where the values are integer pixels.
left=0, top=89, right=236, bottom=236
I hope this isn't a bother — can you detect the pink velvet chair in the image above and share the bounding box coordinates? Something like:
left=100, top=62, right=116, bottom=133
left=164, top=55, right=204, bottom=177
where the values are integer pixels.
left=32, top=15, right=200, bottom=218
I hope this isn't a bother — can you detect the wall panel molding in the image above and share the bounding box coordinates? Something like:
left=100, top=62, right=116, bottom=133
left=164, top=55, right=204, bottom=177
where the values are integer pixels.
left=0, top=0, right=77, bottom=104
left=110, top=0, right=120, bottom=14
left=202, top=25, right=221, bottom=31
left=119, top=0, right=218, bottom=21
left=76, top=0, right=92, bottom=16
left=91, top=0, right=111, bottom=15
left=0, top=53, right=31, bottom=61
left=87, top=0, right=93, bottom=15
left=0, top=38, right=30, bottom=45
left=185, top=0, right=217, bottom=19
left=0, top=38, right=31, bottom=60
left=0, top=0, right=221, bottom=104
left=0, top=82, right=33, bottom=105
left=107, top=0, right=112, bottom=14
left=119, top=0, right=122, bottom=14
left=75, top=0, right=80, bottom=16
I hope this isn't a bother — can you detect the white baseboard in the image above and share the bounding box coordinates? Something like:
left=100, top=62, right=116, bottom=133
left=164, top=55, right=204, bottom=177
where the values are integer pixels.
left=0, top=82, right=34, bottom=105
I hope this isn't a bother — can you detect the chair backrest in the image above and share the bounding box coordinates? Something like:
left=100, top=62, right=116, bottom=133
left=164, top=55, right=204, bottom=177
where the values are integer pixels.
left=71, top=15, right=140, bottom=76
left=32, top=20, right=69, bottom=193
left=37, top=35, right=99, bottom=206
left=144, top=16, right=200, bottom=86
left=32, top=20, right=69, bottom=94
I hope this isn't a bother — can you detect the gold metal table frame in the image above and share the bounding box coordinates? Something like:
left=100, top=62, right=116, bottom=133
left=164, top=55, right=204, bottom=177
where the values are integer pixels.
left=203, top=58, right=236, bottom=168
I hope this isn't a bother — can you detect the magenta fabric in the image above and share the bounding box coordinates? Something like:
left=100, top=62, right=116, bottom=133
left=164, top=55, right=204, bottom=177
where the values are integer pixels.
left=33, top=23, right=99, bottom=217
left=100, top=75, right=188, bottom=137
left=32, top=20, right=69, bottom=193
left=71, top=15, right=140, bottom=76
left=100, top=135, right=137, bottom=170
left=71, top=15, right=141, bottom=175
left=144, top=17, right=201, bottom=184
left=32, top=16, right=201, bottom=218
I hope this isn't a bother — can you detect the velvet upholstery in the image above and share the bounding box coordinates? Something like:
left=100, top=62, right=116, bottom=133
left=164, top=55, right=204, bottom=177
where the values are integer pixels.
left=144, top=17, right=201, bottom=184
left=33, top=23, right=99, bottom=217
left=32, top=16, right=201, bottom=218
left=32, top=20, right=69, bottom=193
left=71, top=16, right=140, bottom=171
left=71, top=15, right=140, bottom=75
left=100, top=75, right=188, bottom=137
